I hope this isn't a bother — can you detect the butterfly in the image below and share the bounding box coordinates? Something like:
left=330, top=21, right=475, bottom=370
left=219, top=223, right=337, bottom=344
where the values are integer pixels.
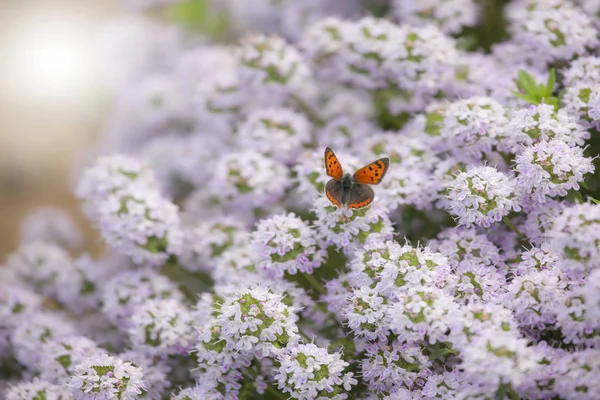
left=324, top=147, right=390, bottom=209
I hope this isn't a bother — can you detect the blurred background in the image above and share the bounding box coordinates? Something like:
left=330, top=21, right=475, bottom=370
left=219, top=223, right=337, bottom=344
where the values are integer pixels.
left=0, top=0, right=120, bottom=258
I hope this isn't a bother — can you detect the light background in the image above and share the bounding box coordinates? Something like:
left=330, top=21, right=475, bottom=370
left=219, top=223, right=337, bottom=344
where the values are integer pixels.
left=0, top=0, right=120, bottom=257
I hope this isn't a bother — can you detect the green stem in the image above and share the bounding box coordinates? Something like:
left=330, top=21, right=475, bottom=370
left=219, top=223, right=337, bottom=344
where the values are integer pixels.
left=265, top=385, right=287, bottom=400
left=297, top=326, right=313, bottom=342
left=499, top=151, right=513, bottom=167
left=291, top=94, right=325, bottom=128
left=502, top=217, right=523, bottom=238
left=303, top=272, right=326, bottom=295
left=508, top=389, right=519, bottom=400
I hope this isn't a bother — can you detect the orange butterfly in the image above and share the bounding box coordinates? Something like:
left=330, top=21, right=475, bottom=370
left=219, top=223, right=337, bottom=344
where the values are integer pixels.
left=324, top=147, right=390, bottom=209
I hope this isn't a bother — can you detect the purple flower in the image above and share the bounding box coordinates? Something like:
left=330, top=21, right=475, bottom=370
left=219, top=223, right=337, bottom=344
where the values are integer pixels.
left=460, top=328, right=541, bottom=393
left=20, top=207, right=82, bottom=250
left=237, top=34, right=312, bottom=104
left=554, top=349, right=600, bottom=399
left=5, top=242, right=76, bottom=300
left=128, top=298, right=196, bottom=357
left=11, top=311, right=77, bottom=371
left=506, top=0, right=599, bottom=64
left=446, top=165, right=521, bottom=228
left=312, top=196, right=394, bottom=252
left=101, top=269, right=184, bottom=328
left=549, top=202, right=600, bottom=278
left=386, top=287, right=457, bottom=344
left=250, top=213, right=326, bottom=276
left=505, top=269, right=565, bottom=329
left=391, top=0, right=479, bottom=34
left=503, top=104, right=590, bottom=153
left=303, top=17, right=459, bottom=96
left=361, top=339, right=432, bottom=395
left=438, top=96, right=508, bottom=162
left=171, top=385, right=222, bottom=400
left=67, top=353, right=147, bottom=399
left=350, top=240, right=454, bottom=297
left=274, top=343, right=357, bottom=399
left=75, top=155, right=159, bottom=220
left=39, top=335, right=103, bottom=383
left=237, top=107, right=312, bottom=163
left=556, top=284, right=600, bottom=347
left=6, top=378, right=72, bottom=400
left=342, top=286, right=390, bottom=340
left=516, top=139, right=594, bottom=203
left=180, top=217, right=249, bottom=273
left=216, top=286, right=299, bottom=358
left=209, top=150, right=290, bottom=215
left=97, top=182, right=184, bottom=267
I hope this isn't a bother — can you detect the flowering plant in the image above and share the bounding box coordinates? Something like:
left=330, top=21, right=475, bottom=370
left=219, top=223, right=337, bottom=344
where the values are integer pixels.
left=4, top=0, right=600, bottom=399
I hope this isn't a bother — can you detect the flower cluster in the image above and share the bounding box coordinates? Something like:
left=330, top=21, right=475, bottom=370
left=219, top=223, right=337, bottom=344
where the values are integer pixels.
left=4, top=1, right=600, bottom=399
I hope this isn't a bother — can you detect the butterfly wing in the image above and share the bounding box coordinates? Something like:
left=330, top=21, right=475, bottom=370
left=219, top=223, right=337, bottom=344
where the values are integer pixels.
left=325, top=179, right=343, bottom=208
left=346, top=183, right=375, bottom=209
left=324, top=147, right=344, bottom=180
left=352, top=157, right=390, bottom=185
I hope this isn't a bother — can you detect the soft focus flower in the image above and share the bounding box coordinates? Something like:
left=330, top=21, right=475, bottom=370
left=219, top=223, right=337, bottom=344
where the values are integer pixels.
left=180, top=217, right=249, bottom=272
left=555, top=284, right=600, bottom=347
left=439, top=96, right=508, bottom=162
left=11, top=311, right=77, bottom=370
left=251, top=213, right=326, bottom=276
left=5, top=2, right=600, bottom=399
left=506, top=0, right=599, bottom=64
left=391, top=0, right=479, bottom=34
left=6, top=378, right=73, bottom=400
left=460, top=328, right=540, bottom=393
left=237, top=107, right=312, bottom=163
left=549, top=202, right=600, bottom=278
left=39, top=336, right=103, bottom=384
left=75, top=154, right=159, bottom=219
left=237, top=34, right=312, bottom=104
left=20, top=207, right=82, bottom=249
left=102, top=269, right=184, bottom=328
left=128, top=298, right=196, bottom=356
left=209, top=150, right=290, bottom=215
left=96, top=182, right=184, bottom=267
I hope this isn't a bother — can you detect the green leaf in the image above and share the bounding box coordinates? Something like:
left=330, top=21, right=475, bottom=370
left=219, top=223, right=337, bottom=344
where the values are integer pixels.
left=545, top=69, right=556, bottom=97
left=517, top=70, right=539, bottom=95
left=589, top=196, right=600, bottom=204
left=511, top=90, right=538, bottom=105
left=165, top=0, right=228, bottom=37
left=538, top=83, right=546, bottom=95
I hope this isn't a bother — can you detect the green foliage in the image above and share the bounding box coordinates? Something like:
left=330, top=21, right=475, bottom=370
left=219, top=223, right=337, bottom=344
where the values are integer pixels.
left=164, top=0, right=228, bottom=39
left=512, top=69, right=559, bottom=110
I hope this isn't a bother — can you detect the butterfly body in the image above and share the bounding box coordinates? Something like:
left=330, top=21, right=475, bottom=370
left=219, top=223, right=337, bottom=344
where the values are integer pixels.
left=324, top=147, right=389, bottom=209
left=339, top=174, right=355, bottom=205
